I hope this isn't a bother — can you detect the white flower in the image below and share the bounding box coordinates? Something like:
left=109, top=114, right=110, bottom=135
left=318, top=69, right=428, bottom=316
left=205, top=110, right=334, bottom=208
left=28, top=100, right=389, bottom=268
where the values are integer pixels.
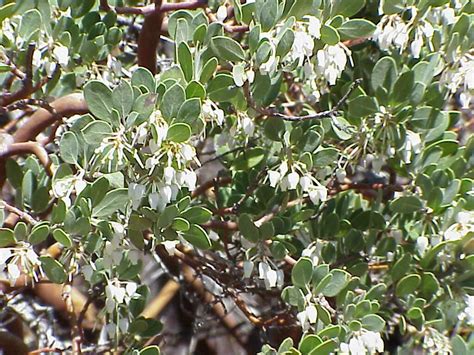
left=32, top=49, right=42, bottom=67
left=0, top=132, right=14, bottom=155
left=162, top=240, right=179, bottom=255
left=410, top=35, right=423, bottom=58
left=336, top=168, right=347, bottom=183
left=289, top=30, right=314, bottom=65
left=464, top=296, right=474, bottom=325
left=53, top=45, right=69, bottom=67
left=268, top=170, right=281, bottom=187
left=307, top=16, right=321, bottom=39
left=7, top=263, right=21, bottom=286
left=239, top=116, right=255, bottom=136
left=287, top=171, right=300, bottom=190
left=125, top=282, right=137, bottom=298
left=128, top=183, right=146, bottom=209
left=181, top=144, right=196, bottom=161
left=183, top=170, right=197, bottom=190
left=258, top=261, right=278, bottom=289
left=308, top=185, right=328, bottom=204
left=361, top=331, right=384, bottom=353
left=163, top=166, right=175, bottom=185
left=215, top=108, right=225, bottom=125
left=316, top=45, right=349, bottom=85
left=306, top=304, right=317, bottom=323
left=149, top=185, right=172, bottom=211
left=297, top=310, right=310, bottom=331
left=444, top=211, right=474, bottom=240
left=243, top=260, right=254, bottom=278
left=403, top=131, right=422, bottom=163
left=0, top=248, right=11, bottom=266
left=299, top=175, right=312, bottom=192
left=416, top=236, right=429, bottom=255
left=233, top=64, right=246, bottom=87
left=216, top=5, right=227, bottom=22
left=441, top=7, right=456, bottom=25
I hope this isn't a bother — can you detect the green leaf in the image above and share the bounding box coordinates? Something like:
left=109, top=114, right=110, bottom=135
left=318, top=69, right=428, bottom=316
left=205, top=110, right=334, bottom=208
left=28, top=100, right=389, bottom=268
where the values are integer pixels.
left=331, top=0, right=365, bottom=17
left=0, top=3, right=15, bottom=23
left=361, top=314, right=386, bottom=332
left=6, top=159, right=23, bottom=190
left=181, top=207, right=212, bottom=224
left=177, top=99, right=204, bottom=134
left=53, top=229, right=73, bottom=248
left=112, top=81, right=134, bottom=118
left=59, top=132, right=79, bottom=164
left=84, top=81, right=113, bottom=122
left=92, top=188, right=129, bottom=218
left=291, top=257, right=313, bottom=288
left=167, top=123, right=191, bottom=143
left=392, top=71, right=414, bottom=103
left=161, top=84, right=186, bottom=120
left=207, top=73, right=239, bottom=102
left=276, top=29, right=295, bottom=58
left=348, top=96, right=379, bottom=117
left=233, top=147, right=265, bottom=170
left=396, top=274, right=421, bottom=297
left=321, top=269, right=350, bottom=297
left=19, top=9, right=42, bottom=40
left=199, top=57, right=218, bottom=83
left=132, top=67, right=156, bottom=93
left=210, top=36, right=245, bottom=62
left=139, top=346, right=161, bottom=355
left=299, top=335, right=322, bottom=354
left=0, top=228, right=16, bottom=247
left=82, top=121, right=112, bottom=145
left=258, top=0, right=280, bottom=31
left=390, top=196, right=423, bottom=214
left=239, top=214, right=260, bottom=243
left=185, top=81, right=206, bottom=100
left=321, top=24, right=340, bottom=45
left=157, top=205, right=179, bottom=229
left=172, top=217, right=190, bottom=232
left=338, top=19, right=376, bottom=40
left=70, top=0, right=95, bottom=17
left=40, top=256, right=67, bottom=284
left=371, top=56, right=398, bottom=94
left=183, top=224, right=212, bottom=249
left=29, top=224, right=50, bottom=245
left=310, top=339, right=338, bottom=355
left=178, top=42, right=193, bottom=82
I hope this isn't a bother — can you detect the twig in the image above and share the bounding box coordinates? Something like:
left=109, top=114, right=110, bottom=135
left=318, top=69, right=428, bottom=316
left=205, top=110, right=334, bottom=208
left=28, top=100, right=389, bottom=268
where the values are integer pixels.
left=0, top=200, right=38, bottom=225
left=0, top=43, right=36, bottom=106
left=269, top=79, right=363, bottom=121
left=191, top=176, right=232, bottom=198
left=0, top=98, right=57, bottom=115
left=140, top=279, right=180, bottom=319
left=101, top=0, right=207, bottom=15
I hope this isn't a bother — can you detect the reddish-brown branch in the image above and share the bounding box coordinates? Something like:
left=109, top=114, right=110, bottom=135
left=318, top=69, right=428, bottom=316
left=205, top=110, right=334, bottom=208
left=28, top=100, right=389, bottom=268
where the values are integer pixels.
left=13, top=93, right=87, bottom=143
left=0, top=43, right=35, bottom=107
left=101, top=0, right=207, bottom=15
left=191, top=176, right=232, bottom=198
left=137, top=0, right=164, bottom=74
left=0, top=142, right=53, bottom=176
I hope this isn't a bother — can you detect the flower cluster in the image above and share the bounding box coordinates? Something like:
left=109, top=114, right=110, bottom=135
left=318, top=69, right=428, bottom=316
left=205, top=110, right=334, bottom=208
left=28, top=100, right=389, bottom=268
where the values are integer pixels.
left=0, top=244, right=41, bottom=286
left=267, top=161, right=328, bottom=204
left=339, top=330, right=384, bottom=354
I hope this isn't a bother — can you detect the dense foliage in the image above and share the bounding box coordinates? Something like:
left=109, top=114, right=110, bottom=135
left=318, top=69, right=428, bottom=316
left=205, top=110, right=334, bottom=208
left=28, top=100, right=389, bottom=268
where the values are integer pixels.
left=0, top=0, right=473, bottom=353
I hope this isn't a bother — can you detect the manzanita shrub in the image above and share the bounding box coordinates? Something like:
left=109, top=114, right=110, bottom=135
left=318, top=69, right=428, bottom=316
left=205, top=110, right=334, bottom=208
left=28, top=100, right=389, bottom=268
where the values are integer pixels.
left=0, top=0, right=473, bottom=353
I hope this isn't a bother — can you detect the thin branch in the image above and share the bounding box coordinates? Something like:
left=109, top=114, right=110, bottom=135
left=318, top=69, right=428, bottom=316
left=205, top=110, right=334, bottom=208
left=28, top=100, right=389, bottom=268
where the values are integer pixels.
left=0, top=43, right=36, bottom=106
left=269, top=78, right=363, bottom=121
left=101, top=0, right=207, bottom=15
left=191, top=176, right=232, bottom=198
left=0, top=200, right=38, bottom=225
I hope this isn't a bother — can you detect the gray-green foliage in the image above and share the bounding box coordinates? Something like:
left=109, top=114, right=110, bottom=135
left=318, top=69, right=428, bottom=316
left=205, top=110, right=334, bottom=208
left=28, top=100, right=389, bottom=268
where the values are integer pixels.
left=0, top=0, right=473, bottom=353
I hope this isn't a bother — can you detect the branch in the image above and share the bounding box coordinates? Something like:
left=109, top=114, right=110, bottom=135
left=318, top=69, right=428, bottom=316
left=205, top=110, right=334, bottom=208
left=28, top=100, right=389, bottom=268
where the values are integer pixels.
left=269, top=79, right=363, bottom=121
left=101, top=0, right=207, bottom=15
left=13, top=93, right=87, bottom=143
left=0, top=200, right=38, bottom=225
left=137, top=0, right=164, bottom=74
left=0, top=141, right=53, bottom=176
left=0, top=43, right=35, bottom=106
left=191, top=176, right=232, bottom=198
